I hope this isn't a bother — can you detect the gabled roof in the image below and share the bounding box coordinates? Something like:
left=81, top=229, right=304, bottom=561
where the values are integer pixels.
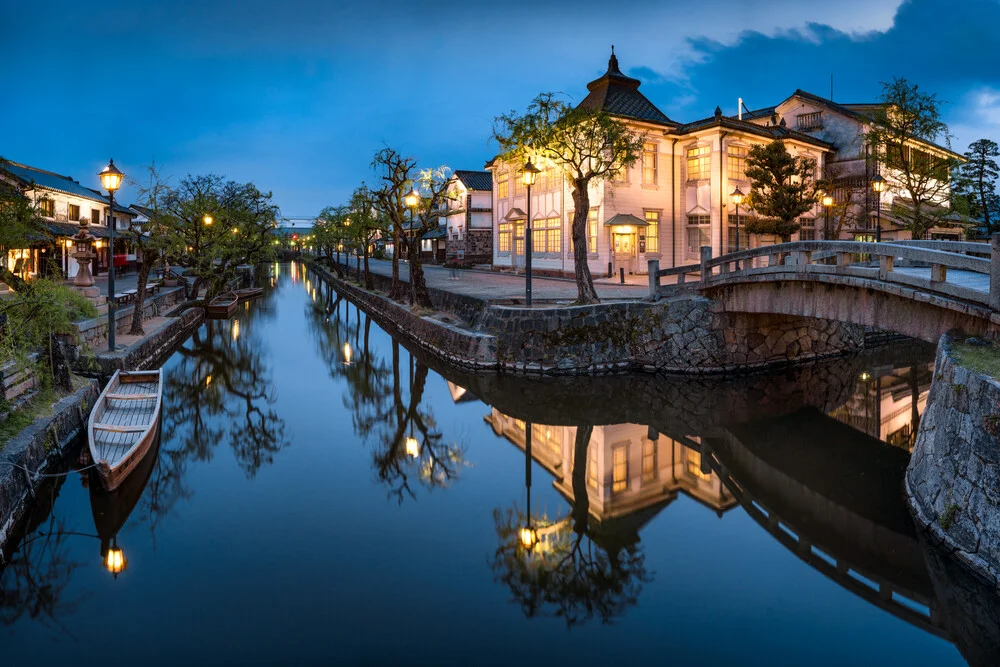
left=0, top=160, right=110, bottom=205
left=673, top=108, right=834, bottom=149
left=578, top=49, right=675, bottom=127
left=453, top=170, right=492, bottom=191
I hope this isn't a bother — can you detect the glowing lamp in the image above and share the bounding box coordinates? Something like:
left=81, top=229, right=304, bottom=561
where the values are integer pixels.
left=203, top=215, right=213, bottom=226
left=105, top=545, right=127, bottom=576
left=519, top=526, right=538, bottom=550
left=343, top=342, right=352, bottom=365
left=822, top=194, right=835, bottom=207
left=95, top=239, right=103, bottom=249
left=232, top=227, right=239, bottom=234
left=860, top=371, right=872, bottom=382
left=232, top=319, right=240, bottom=341
left=405, top=436, right=420, bottom=458
left=98, top=159, right=125, bottom=192
left=521, top=160, right=541, bottom=187
left=870, top=174, right=886, bottom=193
left=404, top=189, right=420, bottom=208
left=729, top=186, right=745, bottom=206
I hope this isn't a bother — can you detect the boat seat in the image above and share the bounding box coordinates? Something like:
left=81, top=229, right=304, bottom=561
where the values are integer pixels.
left=106, top=393, right=158, bottom=400
left=93, top=424, right=147, bottom=432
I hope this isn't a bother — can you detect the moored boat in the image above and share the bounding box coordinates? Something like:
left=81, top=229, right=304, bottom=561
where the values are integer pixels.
left=233, top=286, right=264, bottom=301
left=87, top=369, right=164, bottom=491
left=206, top=292, right=240, bottom=319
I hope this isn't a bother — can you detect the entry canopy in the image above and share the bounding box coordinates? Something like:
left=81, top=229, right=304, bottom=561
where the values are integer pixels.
left=604, top=213, right=649, bottom=227
left=504, top=208, right=527, bottom=222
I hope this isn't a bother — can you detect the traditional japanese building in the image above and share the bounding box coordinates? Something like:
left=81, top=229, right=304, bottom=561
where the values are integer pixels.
left=442, top=170, right=493, bottom=265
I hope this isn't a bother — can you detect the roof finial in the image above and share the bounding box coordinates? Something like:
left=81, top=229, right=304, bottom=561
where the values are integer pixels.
left=714, top=105, right=723, bottom=119
left=608, top=45, right=620, bottom=74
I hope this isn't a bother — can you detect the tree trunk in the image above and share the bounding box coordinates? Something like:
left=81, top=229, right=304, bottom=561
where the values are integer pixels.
left=407, top=238, right=433, bottom=309
left=47, top=333, right=72, bottom=391
left=363, top=244, right=373, bottom=290
left=570, top=424, right=594, bottom=536
left=570, top=182, right=600, bottom=304
left=0, top=266, right=32, bottom=294
left=389, top=225, right=404, bottom=300
left=129, top=258, right=154, bottom=336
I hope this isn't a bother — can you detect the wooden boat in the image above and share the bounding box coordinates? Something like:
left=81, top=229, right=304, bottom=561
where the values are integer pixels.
left=88, top=369, right=164, bottom=491
left=206, top=291, right=239, bottom=319
left=233, top=286, right=264, bottom=301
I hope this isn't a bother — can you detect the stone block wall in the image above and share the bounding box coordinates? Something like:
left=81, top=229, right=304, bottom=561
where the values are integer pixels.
left=445, top=229, right=493, bottom=265
left=73, top=287, right=184, bottom=349
left=1, top=357, right=39, bottom=404
left=907, top=334, right=1000, bottom=588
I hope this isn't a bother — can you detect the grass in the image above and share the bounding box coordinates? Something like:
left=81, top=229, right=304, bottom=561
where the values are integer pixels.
left=952, top=340, right=1000, bottom=380
left=0, top=376, right=91, bottom=452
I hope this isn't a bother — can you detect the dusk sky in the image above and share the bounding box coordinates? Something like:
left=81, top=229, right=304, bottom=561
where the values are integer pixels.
left=2, top=0, right=998, bottom=218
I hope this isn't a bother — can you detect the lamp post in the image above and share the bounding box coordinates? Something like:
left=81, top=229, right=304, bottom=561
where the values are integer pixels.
left=98, top=159, right=125, bottom=352
left=870, top=174, right=886, bottom=242
left=405, top=189, right=420, bottom=302
left=729, top=186, right=744, bottom=269
left=521, top=160, right=541, bottom=306
left=821, top=193, right=835, bottom=240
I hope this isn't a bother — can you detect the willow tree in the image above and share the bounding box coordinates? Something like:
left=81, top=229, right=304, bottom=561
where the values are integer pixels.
left=865, top=78, right=961, bottom=239
left=369, top=147, right=416, bottom=301
left=744, top=139, right=818, bottom=242
left=493, top=93, right=645, bottom=304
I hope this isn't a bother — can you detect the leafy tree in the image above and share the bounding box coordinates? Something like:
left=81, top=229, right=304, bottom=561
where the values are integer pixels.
left=405, top=167, right=456, bottom=308
left=865, top=78, right=961, bottom=240
left=0, top=162, right=48, bottom=293
left=744, top=139, right=818, bottom=242
left=347, top=186, right=388, bottom=290
left=953, top=139, right=1000, bottom=232
left=493, top=93, right=646, bottom=304
left=314, top=205, right=351, bottom=277
left=368, top=147, right=416, bottom=301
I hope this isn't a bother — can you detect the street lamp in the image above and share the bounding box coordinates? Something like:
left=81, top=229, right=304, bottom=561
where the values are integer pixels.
left=870, top=174, right=886, bottom=242
left=821, top=192, right=835, bottom=239
left=98, top=159, right=125, bottom=352
left=521, top=160, right=541, bottom=306
left=729, top=186, right=745, bottom=269
left=405, top=188, right=420, bottom=301
left=203, top=214, right=213, bottom=226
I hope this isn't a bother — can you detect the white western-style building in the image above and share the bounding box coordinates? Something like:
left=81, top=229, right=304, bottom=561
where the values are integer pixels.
left=487, top=52, right=963, bottom=278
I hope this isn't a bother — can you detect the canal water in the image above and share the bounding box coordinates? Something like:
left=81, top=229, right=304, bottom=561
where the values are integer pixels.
left=0, top=263, right=980, bottom=665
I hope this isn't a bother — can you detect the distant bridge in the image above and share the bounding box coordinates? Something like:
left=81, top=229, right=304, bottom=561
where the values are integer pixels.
left=648, top=237, right=1000, bottom=343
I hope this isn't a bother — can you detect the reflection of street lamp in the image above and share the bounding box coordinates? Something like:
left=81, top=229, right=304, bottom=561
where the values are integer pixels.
left=342, top=341, right=352, bottom=365
left=98, top=159, right=125, bottom=352
left=520, top=420, right=537, bottom=551
left=521, top=161, right=541, bottom=307
left=405, top=436, right=420, bottom=458
left=729, top=186, right=744, bottom=269
left=870, top=174, right=886, bottom=242
left=105, top=539, right=127, bottom=578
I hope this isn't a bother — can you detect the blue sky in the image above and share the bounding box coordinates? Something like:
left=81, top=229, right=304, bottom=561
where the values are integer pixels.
left=1, top=0, right=997, bottom=217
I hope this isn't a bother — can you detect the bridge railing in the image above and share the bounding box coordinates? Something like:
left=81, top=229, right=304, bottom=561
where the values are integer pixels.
left=647, top=234, right=1000, bottom=310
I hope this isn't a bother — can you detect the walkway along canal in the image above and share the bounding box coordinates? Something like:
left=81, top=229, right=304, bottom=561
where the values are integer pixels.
left=0, top=262, right=994, bottom=666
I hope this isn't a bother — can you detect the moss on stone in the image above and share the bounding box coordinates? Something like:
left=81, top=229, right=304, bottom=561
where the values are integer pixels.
left=953, top=341, right=1000, bottom=380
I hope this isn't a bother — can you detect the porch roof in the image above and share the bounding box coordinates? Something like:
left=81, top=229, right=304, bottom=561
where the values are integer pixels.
left=604, top=213, right=648, bottom=227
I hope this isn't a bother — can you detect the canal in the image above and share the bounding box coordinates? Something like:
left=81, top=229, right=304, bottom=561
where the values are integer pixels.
left=0, top=263, right=979, bottom=665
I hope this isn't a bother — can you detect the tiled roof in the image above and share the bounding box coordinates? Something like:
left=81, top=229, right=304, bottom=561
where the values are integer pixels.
left=453, top=170, right=492, bottom=191
left=578, top=51, right=675, bottom=127
left=673, top=111, right=834, bottom=149
left=0, top=160, right=110, bottom=204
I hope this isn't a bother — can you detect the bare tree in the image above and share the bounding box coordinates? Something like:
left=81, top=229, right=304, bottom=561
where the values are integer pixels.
left=368, top=148, right=416, bottom=301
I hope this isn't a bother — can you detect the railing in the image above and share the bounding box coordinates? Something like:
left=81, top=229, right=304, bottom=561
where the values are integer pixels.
left=648, top=234, right=1000, bottom=311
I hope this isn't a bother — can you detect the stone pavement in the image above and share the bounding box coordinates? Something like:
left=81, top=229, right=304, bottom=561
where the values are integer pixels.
left=347, top=258, right=647, bottom=301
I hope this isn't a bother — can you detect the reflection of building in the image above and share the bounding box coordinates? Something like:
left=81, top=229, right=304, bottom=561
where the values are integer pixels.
left=446, top=381, right=478, bottom=404
left=828, top=364, right=932, bottom=450
left=485, top=409, right=736, bottom=521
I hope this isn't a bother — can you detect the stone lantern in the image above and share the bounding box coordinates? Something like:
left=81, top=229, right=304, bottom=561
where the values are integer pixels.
left=72, top=217, right=97, bottom=287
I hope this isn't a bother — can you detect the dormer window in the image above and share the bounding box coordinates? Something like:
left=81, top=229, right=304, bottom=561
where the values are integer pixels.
left=797, top=112, right=823, bottom=131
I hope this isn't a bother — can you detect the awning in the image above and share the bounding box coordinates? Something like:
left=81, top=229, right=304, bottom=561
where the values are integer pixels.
left=604, top=213, right=649, bottom=227
left=504, top=208, right=527, bottom=222
left=422, top=228, right=447, bottom=240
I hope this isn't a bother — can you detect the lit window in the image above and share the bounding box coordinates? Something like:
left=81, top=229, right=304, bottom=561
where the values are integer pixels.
left=497, top=171, right=509, bottom=199
left=727, top=145, right=747, bottom=181
left=498, top=222, right=512, bottom=253
left=91, top=208, right=101, bottom=224
left=67, top=204, right=80, bottom=221
left=727, top=214, right=746, bottom=254
left=612, top=444, right=628, bottom=493
left=686, top=215, right=711, bottom=259
left=799, top=218, right=816, bottom=241
left=642, top=439, right=656, bottom=483
left=38, top=199, right=54, bottom=217
left=515, top=222, right=525, bottom=256
left=687, top=146, right=711, bottom=181
left=644, top=210, right=660, bottom=253
left=686, top=449, right=712, bottom=481
left=545, top=218, right=561, bottom=255
left=588, top=208, right=598, bottom=254
left=514, top=171, right=525, bottom=196
left=642, top=142, right=657, bottom=185
left=531, top=220, right=545, bottom=254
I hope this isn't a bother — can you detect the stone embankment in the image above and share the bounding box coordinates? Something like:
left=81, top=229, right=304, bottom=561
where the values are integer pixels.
left=907, top=334, right=1000, bottom=588
left=308, top=260, right=869, bottom=375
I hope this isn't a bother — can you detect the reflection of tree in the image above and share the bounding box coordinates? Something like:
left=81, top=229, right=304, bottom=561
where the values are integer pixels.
left=490, top=425, right=648, bottom=627
left=145, top=293, right=288, bottom=531
left=305, top=274, right=465, bottom=503
left=0, top=481, right=84, bottom=635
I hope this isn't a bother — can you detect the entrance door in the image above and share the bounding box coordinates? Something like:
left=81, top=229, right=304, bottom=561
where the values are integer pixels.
left=514, top=222, right=525, bottom=270
left=612, top=233, right=635, bottom=275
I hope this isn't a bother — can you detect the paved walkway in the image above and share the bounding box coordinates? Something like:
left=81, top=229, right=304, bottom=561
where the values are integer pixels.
left=346, top=258, right=647, bottom=302
left=893, top=267, right=989, bottom=293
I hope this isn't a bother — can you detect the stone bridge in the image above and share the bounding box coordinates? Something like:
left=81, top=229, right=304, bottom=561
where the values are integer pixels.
left=649, top=237, right=1000, bottom=343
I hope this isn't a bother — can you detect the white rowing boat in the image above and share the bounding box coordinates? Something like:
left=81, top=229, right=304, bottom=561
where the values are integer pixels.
left=88, top=369, right=164, bottom=491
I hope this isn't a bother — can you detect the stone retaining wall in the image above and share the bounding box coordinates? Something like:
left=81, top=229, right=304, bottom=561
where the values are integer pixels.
left=907, top=334, right=1000, bottom=588
left=72, top=287, right=185, bottom=348
left=308, top=260, right=867, bottom=375
left=0, top=380, right=100, bottom=549
left=85, top=307, right=206, bottom=377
